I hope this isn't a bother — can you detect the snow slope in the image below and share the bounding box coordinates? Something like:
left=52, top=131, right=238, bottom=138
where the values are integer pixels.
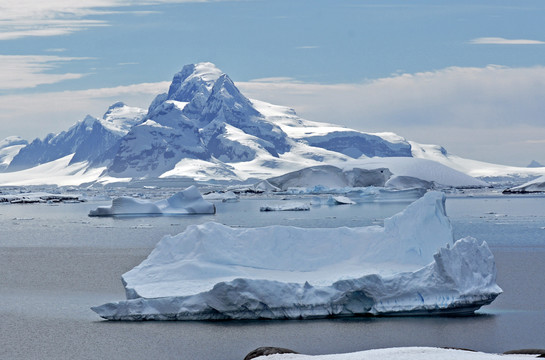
left=92, top=192, right=501, bottom=320
left=247, top=347, right=534, bottom=360
left=410, top=142, right=545, bottom=182
left=0, top=154, right=105, bottom=186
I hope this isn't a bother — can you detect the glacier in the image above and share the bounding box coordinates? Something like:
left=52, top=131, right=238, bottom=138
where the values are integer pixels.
left=88, top=185, right=215, bottom=216
left=91, top=191, right=501, bottom=320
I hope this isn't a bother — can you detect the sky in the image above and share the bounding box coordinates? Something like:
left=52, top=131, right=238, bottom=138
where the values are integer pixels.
left=1, top=0, right=545, bottom=166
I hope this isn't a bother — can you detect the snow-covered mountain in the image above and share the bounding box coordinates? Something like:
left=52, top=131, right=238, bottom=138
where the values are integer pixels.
left=527, top=160, right=544, bottom=168
left=106, top=63, right=409, bottom=178
left=1, top=62, right=544, bottom=186
left=5, top=103, right=145, bottom=172
left=106, top=63, right=414, bottom=181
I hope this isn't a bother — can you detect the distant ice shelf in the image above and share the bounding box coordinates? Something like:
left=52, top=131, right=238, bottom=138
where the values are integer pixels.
left=260, top=202, right=310, bottom=211
left=0, top=192, right=85, bottom=204
left=88, top=185, right=215, bottom=216
left=92, top=191, right=502, bottom=320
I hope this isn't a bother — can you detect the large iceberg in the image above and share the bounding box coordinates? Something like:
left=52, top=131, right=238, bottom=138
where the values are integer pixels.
left=88, top=185, right=215, bottom=216
left=92, top=191, right=501, bottom=320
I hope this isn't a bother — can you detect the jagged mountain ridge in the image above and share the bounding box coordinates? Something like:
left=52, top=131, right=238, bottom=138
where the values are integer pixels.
left=106, top=62, right=409, bottom=178
left=0, top=62, right=444, bottom=183
left=6, top=103, right=145, bottom=172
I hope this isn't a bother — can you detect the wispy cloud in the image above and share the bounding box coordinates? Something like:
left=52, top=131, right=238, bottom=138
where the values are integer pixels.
left=469, top=37, right=545, bottom=45
left=295, top=45, right=320, bottom=49
left=44, top=48, right=68, bottom=53
left=239, top=65, right=545, bottom=165
left=525, top=139, right=545, bottom=144
left=0, top=55, right=91, bottom=90
left=249, top=77, right=300, bottom=83
left=0, top=1, right=229, bottom=40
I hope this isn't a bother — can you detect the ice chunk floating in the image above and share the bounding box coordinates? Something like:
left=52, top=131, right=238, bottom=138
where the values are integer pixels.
left=88, top=185, right=215, bottom=216
left=92, top=191, right=501, bottom=320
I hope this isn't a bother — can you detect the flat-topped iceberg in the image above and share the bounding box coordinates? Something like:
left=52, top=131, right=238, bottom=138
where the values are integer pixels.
left=88, top=185, right=215, bottom=216
left=92, top=191, right=501, bottom=320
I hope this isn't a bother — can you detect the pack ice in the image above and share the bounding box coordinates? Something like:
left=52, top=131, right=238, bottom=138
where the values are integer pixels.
left=88, top=185, right=215, bottom=216
left=92, top=191, right=501, bottom=320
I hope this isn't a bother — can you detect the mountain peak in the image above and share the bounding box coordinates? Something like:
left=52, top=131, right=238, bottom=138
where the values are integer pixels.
left=106, top=101, right=126, bottom=111
left=83, top=114, right=98, bottom=127
left=527, top=160, right=544, bottom=168
left=202, top=73, right=260, bottom=121
left=167, top=62, right=223, bottom=102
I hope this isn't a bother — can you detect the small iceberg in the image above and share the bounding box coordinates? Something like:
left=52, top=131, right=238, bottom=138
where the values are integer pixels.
left=327, top=195, right=355, bottom=205
left=260, top=202, right=310, bottom=212
left=92, top=191, right=501, bottom=320
left=88, top=185, right=215, bottom=216
left=202, top=191, right=239, bottom=202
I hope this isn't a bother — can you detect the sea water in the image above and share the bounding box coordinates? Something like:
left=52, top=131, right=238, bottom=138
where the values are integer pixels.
left=0, top=191, right=544, bottom=359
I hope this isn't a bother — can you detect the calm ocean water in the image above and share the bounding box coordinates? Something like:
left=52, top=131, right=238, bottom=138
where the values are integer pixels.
left=0, top=191, right=544, bottom=359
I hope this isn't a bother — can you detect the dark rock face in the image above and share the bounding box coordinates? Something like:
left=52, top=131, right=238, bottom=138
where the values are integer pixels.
left=244, top=347, right=299, bottom=360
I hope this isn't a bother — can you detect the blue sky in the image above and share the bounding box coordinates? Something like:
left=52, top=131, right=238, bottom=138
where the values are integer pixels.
left=1, top=0, right=545, bottom=166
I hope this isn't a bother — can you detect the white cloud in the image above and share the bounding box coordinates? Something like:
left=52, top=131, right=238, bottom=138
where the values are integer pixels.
left=0, top=81, right=169, bottom=140
left=0, top=0, right=230, bottom=40
left=239, top=65, right=545, bottom=129
left=238, top=65, right=545, bottom=165
left=0, top=55, right=91, bottom=90
left=469, top=37, right=545, bottom=45
left=45, top=48, right=68, bottom=53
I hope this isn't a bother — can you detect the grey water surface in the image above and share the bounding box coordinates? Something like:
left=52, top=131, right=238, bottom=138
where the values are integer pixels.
left=0, top=192, right=544, bottom=359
